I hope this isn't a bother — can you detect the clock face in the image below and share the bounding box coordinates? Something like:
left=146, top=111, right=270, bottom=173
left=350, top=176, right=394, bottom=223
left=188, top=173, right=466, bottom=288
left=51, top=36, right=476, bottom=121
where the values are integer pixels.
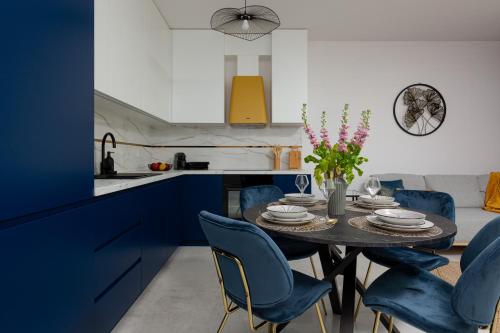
left=393, top=83, right=446, bottom=136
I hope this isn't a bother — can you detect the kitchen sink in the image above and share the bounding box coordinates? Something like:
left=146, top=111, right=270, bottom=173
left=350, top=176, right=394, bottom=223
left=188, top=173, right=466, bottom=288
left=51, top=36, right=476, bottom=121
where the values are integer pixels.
left=94, top=173, right=160, bottom=180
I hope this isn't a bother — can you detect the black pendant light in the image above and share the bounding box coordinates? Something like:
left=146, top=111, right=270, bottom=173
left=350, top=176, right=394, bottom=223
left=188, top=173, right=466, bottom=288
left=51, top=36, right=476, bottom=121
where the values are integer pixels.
left=211, top=0, right=280, bottom=41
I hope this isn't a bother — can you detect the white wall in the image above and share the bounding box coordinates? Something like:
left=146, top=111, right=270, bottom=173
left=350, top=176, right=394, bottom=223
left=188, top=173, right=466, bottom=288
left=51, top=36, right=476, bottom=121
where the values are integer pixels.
left=306, top=41, right=500, bottom=191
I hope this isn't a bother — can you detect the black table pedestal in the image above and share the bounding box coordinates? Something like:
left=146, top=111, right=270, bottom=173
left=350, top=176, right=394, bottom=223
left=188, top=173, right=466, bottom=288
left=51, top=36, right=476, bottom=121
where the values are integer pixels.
left=318, top=245, right=342, bottom=314
left=339, top=247, right=357, bottom=333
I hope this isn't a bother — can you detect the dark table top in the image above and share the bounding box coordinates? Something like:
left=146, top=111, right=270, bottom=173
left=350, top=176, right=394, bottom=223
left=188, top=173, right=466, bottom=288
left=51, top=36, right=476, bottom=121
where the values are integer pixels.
left=243, top=204, right=457, bottom=248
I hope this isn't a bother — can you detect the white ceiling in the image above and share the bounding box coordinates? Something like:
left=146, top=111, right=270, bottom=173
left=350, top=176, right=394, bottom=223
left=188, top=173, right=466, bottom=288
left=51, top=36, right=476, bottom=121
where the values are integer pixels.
left=155, top=0, right=500, bottom=41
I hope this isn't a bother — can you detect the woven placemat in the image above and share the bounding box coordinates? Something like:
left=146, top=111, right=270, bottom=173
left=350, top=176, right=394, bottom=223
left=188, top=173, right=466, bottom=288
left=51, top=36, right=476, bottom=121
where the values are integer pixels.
left=345, top=202, right=373, bottom=213
left=256, top=215, right=335, bottom=233
left=268, top=201, right=327, bottom=212
left=348, top=216, right=443, bottom=238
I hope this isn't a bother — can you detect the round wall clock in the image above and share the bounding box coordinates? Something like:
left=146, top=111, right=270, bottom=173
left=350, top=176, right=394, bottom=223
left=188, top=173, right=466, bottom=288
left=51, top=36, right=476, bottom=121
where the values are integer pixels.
left=393, top=83, right=446, bottom=136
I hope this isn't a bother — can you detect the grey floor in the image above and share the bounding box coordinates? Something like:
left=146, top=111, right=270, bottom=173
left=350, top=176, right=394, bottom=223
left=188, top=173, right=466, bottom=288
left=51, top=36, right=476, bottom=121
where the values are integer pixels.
left=112, top=247, right=476, bottom=333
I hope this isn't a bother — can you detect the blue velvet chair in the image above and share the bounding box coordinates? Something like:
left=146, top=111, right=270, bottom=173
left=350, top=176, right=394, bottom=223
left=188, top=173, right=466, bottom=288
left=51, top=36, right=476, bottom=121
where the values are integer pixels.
left=240, top=185, right=327, bottom=314
left=199, top=211, right=331, bottom=333
left=356, top=190, right=455, bottom=319
left=363, top=216, right=500, bottom=333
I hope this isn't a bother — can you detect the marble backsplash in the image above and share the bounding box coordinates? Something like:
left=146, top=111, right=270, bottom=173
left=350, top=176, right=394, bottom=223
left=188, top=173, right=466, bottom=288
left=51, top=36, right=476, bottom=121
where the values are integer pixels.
left=94, top=97, right=303, bottom=173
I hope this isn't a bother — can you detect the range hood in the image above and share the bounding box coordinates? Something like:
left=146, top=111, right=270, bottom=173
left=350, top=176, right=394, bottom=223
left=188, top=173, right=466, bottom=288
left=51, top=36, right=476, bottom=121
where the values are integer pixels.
left=229, top=54, right=268, bottom=125
left=229, top=76, right=267, bottom=125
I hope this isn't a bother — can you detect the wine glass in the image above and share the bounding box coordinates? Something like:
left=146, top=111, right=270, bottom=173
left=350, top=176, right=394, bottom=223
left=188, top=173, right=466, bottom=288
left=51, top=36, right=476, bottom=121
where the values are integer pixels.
left=295, top=175, right=310, bottom=197
left=319, top=178, right=335, bottom=222
left=364, top=176, right=381, bottom=215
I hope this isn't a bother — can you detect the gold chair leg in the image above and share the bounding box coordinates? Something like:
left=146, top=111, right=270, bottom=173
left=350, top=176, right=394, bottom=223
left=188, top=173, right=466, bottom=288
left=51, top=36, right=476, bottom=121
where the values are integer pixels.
left=388, top=316, right=394, bottom=333
left=310, top=256, right=328, bottom=316
left=490, top=299, right=500, bottom=333
left=355, top=260, right=373, bottom=321
left=268, top=323, right=278, bottom=333
left=315, top=303, right=328, bottom=333
left=216, top=312, right=230, bottom=333
left=372, top=311, right=381, bottom=333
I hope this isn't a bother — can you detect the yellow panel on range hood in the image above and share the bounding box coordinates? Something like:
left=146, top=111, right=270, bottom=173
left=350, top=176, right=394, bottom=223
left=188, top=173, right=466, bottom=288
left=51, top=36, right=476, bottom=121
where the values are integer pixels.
left=229, top=76, right=268, bottom=125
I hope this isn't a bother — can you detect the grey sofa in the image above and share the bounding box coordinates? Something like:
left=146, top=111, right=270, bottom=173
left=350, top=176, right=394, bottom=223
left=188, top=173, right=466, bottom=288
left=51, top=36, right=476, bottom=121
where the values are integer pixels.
left=372, top=173, right=498, bottom=245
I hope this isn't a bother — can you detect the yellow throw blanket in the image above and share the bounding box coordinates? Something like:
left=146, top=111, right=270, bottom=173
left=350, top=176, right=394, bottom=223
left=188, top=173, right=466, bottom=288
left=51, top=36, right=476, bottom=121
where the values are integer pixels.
left=484, top=172, right=500, bottom=213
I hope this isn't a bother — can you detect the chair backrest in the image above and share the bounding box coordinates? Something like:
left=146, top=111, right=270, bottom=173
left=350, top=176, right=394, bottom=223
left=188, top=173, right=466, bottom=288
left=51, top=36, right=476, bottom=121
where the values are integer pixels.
left=394, top=190, right=455, bottom=249
left=199, top=210, right=293, bottom=308
left=240, top=185, right=284, bottom=214
left=451, top=237, right=500, bottom=326
left=461, top=216, right=500, bottom=271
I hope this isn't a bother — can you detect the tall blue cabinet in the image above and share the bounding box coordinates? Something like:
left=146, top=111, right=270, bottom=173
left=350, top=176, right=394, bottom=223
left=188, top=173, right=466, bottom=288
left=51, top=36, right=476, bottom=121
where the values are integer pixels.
left=0, top=0, right=94, bottom=221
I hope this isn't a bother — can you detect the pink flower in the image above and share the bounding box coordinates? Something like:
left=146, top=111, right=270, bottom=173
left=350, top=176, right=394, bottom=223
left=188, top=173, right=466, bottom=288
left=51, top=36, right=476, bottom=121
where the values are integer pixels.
left=320, top=128, right=331, bottom=149
left=339, top=126, right=349, bottom=141
left=320, top=111, right=332, bottom=149
left=337, top=104, right=350, bottom=152
left=351, top=110, right=371, bottom=148
left=302, top=104, right=320, bottom=149
left=305, top=125, right=320, bottom=149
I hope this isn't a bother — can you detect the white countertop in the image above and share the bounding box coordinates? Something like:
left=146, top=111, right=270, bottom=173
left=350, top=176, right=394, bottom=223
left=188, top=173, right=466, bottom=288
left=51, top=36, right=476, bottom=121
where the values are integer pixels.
left=94, top=169, right=310, bottom=196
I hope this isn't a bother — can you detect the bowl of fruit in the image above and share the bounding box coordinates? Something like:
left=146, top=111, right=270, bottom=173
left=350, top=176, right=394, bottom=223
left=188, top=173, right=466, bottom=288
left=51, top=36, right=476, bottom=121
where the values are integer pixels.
left=148, top=162, right=172, bottom=172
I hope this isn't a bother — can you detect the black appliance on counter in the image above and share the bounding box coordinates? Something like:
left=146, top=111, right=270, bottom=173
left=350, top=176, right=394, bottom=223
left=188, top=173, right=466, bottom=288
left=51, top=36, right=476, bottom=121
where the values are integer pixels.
left=186, top=162, right=210, bottom=170
left=174, top=152, right=186, bottom=170
left=223, top=174, right=273, bottom=219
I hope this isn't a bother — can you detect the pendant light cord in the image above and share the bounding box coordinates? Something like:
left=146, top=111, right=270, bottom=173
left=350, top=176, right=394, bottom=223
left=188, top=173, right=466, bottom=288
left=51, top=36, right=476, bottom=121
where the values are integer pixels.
left=244, top=0, right=247, bottom=14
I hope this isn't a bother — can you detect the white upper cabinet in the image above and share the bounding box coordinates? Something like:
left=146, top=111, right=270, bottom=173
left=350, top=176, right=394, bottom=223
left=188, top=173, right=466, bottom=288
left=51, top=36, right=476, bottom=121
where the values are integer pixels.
left=94, top=0, right=172, bottom=122
left=271, top=30, right=308, bottom=124
left=94, top=0, right=112, bottom=95
left=172, top=30, right=225, bottom=124
left=142, top=0, right=173, bottom=122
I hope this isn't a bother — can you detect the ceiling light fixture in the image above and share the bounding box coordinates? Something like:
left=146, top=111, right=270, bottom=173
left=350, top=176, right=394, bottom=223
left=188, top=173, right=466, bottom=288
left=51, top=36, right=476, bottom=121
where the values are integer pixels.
left=210, top=0, right=280, bottom=41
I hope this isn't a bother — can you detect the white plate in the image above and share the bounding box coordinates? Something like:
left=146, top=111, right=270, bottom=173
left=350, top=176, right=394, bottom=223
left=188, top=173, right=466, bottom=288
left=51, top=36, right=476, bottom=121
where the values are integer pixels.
left=278, top=198, right=322, bottom=206
left=355, top=201, right=400, bottom=209
left=374, top=209, right=426, bottom=225
left=285, top=193, right=317, bottom=202
left=367, top=215, right=434, bottom=232
left=267, top=205, right=307, bottom=219
left=261, top=212, right=316, bottom=225
left=359, top=195, right=395, bottom=205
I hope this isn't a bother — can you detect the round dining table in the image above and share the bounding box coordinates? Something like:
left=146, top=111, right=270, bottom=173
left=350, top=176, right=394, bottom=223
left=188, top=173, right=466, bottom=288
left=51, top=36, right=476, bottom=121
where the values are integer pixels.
left=243, top=204, right=457, bottom=333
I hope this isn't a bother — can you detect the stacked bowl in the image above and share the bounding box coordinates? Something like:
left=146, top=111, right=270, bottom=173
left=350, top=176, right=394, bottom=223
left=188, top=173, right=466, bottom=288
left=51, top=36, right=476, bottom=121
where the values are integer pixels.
left=367, top=209, right=434, bottom=232
left=262, top=205, right=315, bottom=225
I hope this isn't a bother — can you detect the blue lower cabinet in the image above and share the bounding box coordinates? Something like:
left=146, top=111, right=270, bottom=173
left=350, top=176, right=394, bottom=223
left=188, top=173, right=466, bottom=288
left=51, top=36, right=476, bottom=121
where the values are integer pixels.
left=165, top=177, right=182, bottom=260
left=94, top=224, right=142, bottom=297
left=181, top=175, right=223, bottom=245
left=0, top=175, right=222, bottom=332
left=273, top=174, right=312, bottom=194
left=0, top=207, right=94, bottom=333
left=94, top=260, right=142, bottom=333
left=142, top=183, right=168, bottom=286
left=87, top=190, right=144, bottom=333
left=142, top=178, right=182, bottom=288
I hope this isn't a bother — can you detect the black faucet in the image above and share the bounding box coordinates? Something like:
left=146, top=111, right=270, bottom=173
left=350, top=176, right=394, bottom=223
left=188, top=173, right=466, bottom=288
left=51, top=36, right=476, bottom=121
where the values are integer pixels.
left=100, top=132, right=117, bottom=175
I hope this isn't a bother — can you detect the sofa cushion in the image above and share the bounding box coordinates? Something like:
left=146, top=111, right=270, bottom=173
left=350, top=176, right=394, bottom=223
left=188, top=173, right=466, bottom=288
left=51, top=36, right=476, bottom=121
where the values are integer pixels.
left=372, top=174, right=426, bottom=191
left=424, top=175, right=482, bottom=208
left=478, top=174, right=489, bottom=193
left=454, top=208, right=499, bottom=243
